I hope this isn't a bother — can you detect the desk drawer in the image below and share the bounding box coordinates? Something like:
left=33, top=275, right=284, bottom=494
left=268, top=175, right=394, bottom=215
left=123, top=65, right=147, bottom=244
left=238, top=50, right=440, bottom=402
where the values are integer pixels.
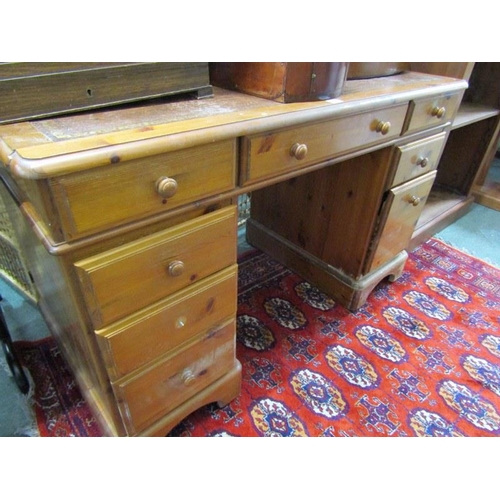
left=368, top=170, right=437, bottom=272
left=390, top=132, right=447, bottom=187
left=240, top=104, right=408, bottom=185
left=49, top=140, right=236, bottom=239
left=75, top=206, right=237, bottom=329
left=95, top=265, right=238, bottom=380
left=113, top=319, right=236, bottom=435
left=404, top=92, right=461, bottom=134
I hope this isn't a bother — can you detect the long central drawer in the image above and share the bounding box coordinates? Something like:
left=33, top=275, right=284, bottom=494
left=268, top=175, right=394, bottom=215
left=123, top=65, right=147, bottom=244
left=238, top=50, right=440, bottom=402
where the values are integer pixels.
left=240, top=103, right=408, bottom=185
left=75, top=206, right=237, bottom=329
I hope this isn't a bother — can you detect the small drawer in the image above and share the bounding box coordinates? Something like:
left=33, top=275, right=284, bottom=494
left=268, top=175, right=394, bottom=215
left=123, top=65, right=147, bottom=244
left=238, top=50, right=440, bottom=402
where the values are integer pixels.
left=368, top=170, right=437, bottom=272
left=113, top=319, right=236, bottom=435
left=240, top=104, right=408, bottom=185
left=75, top=206, right=237, bottom=329
left=95, top=265, right=238, bottom=380
left=390, top=132, right=447, bottom=187
left=49, top=139, right=236, bottom=239
left=404, top=92, right=461, bottom=134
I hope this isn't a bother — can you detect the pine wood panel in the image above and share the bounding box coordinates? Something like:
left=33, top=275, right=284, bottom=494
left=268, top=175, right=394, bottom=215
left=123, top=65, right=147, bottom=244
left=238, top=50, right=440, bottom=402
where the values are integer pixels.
left=74, top=206, right=237, bottom=329
left=368, top=170, right=437, bottom=271
left=95, top=265, right=238, bottom=380
left=404, top=92, right=462, bottom=134
left=240, top=104, right=408, bottom=185
left=390, top=132, right=447, bottom=187
left=137, top=361, right=241, bottom=437
left=250, top=148, right=393, bottom=278
left=48, top=139, right=236, bottom=240
left=0, top=73, right=466, bottom=180
left=113, top=320, right=236, bottom=435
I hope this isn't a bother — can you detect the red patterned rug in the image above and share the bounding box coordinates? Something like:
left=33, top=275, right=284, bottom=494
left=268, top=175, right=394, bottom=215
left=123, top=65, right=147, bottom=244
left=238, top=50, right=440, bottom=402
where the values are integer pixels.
left=16, top=238, right=500, bottom=437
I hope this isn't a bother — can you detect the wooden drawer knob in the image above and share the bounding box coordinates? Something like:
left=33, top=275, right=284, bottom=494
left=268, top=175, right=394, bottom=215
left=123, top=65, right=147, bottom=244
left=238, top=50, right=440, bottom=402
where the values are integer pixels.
left=168, top=260, right=185, bottom=277
left=290, top=143, right=308, bottom=160
left=431, top=106, right=446, bottom=119
left=375, top=120, right=391, bottom=135
left=155, top=176, right=178, bottom=198
left=408, top=195, right=421, bottom=206
left=417, top=157, right=429, bottom=168
left=181, top=369, right=196, bottom=386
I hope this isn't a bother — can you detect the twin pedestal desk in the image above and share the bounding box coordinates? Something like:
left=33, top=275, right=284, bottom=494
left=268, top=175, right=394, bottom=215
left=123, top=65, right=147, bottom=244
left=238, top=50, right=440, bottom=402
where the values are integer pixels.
left=0, top=72, right=468, bottom=436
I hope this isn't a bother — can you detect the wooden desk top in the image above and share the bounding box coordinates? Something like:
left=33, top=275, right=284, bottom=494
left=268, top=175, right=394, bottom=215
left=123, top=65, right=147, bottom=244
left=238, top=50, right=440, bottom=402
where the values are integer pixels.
left=0, top=72, right=467, bottom=179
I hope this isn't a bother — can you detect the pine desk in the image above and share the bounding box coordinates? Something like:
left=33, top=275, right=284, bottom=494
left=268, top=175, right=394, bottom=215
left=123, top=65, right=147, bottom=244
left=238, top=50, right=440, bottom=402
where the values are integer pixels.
left=0, top=72, right=467, bottom=436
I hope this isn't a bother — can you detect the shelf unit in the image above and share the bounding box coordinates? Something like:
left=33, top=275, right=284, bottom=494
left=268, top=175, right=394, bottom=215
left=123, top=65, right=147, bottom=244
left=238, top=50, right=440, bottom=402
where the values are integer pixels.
left=409, top=62, right=500, bottom=249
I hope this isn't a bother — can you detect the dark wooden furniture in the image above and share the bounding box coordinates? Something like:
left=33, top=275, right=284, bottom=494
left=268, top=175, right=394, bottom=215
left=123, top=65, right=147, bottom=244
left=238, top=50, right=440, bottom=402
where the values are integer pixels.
left=210, top=62, right=349, bottom=102
left=0, top=62, right=213, bottom=124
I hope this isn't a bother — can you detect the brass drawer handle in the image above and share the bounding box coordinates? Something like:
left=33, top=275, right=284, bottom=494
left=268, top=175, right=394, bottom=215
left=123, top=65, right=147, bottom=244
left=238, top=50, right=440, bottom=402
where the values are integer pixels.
left=168, top=260, right=185, bottom=277
left=408, top=195, right=421, bottom=206
left=181, top=369, right=196, bottom=386
left=417, top=157, right=429, bottom=168
left=290, top=143, right=308, bottom=160
left=155, top=176, right=178, bottom=198
left=375, top=120, right=391, bottom=135
left=431, top=106, right=446, bottom=119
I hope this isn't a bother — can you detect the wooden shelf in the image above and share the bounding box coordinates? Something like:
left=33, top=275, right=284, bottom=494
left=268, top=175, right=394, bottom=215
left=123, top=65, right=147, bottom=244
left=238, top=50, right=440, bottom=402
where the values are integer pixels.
left=452, top=102, right=500, bottom=130
left=471, top=159, right=500, bottom=211
left=409, top=185, right=473, bottom=250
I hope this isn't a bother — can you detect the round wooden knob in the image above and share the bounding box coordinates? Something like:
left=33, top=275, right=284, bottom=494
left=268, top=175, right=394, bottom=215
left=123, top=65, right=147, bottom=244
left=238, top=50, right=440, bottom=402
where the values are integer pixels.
left=155, top=177, right=178, bottom=198
left=431, top=106, right=446, bottom=119
left=290, top=143, right=308, bottom=160
left=409, top=195, right=421, bottom=206
left=375, top=121, right=391, bottom=135
left=417, top=157, right=429, bottom=168
left=181, top=369, right=196, bottom=386
left=168, top=260, right=185, bottom=277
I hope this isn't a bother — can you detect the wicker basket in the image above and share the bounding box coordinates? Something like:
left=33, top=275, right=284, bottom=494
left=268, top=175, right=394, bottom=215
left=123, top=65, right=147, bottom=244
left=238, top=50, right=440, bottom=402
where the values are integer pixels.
left=0, top=183, right=37, bottom=300
left=237, top=194, right=251, bottom=227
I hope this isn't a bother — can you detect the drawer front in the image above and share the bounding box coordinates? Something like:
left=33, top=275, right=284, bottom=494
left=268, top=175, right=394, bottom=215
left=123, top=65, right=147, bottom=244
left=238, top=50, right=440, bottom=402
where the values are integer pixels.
left=391, top=132, right=447, bottom=187
left=368, top=170, right=437, bottom=272
left=240, top=104, right=408, bottom=185
left=113, top=320, right=236, bottom=435
left=75, top=206, right=237, bottom=329
left=404, top=92, right=461, bottom=134
left=95, top=265, right=238, bottom=380
left=50, top=140, right=236, bottom=239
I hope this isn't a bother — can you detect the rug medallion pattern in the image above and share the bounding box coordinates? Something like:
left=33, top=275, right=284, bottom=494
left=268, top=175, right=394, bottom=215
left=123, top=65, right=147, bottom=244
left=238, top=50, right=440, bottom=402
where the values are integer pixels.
left=169, top=239, right=500, bottom=437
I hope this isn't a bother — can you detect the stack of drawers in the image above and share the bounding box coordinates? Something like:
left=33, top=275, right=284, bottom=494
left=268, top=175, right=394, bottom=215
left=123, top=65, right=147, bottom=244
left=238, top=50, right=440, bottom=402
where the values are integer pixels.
left=366, top=92, right=462, bottom=271
left=3, top=138, right=241, bottom=436
left=75, top=207, right=238, bottom=435
left=368, top=132, right=447, bottom=271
